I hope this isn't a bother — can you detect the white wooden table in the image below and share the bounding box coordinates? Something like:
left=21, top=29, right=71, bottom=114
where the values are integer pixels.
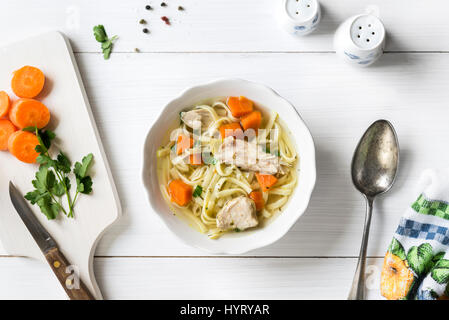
left=1, top=0, right=449, bottom=300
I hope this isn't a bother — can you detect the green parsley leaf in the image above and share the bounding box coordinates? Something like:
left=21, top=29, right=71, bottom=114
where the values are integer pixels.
left=93, top=25, right=118, bottom=60
left=77, top=176, right=93, bottom=194
left=103, top=46, right=112, bottom=60
left=74, top=153, right=93, bottom=178
left=193, top=185, right=202, bottom=197
left=51, top=181, right=66, bottom=197
left=36, top=194, right=60, bottom=220
left=24, top=190, right=47, bottom=205
left=33, top=166, right=55, bottom=193
left=40, top=130, right=56, bottom=149
left=93, top=25, right=108, bottom=42
left=56, top=152, right=71, bottom=174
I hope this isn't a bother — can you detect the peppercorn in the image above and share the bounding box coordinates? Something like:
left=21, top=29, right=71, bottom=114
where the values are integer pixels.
left=161, top=2, right=167, bottom=7
left=142, top=28, right=149, bottom=33
left=161, top=16, right=170, bottom=25
left=139, top=19, right=147, bottom=24
left=145, top=5, right=152, bottom=10
left=178, top=6, right=184, bottom=11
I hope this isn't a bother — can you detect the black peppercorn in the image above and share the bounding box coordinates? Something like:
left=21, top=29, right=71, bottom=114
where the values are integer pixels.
left=143, top=28, right=149, bottom=33
left=161, top=2, right=167, bottom=7
left=178, top=6, right=184, bottom=11
left=145, top=5, right=152, bottom=10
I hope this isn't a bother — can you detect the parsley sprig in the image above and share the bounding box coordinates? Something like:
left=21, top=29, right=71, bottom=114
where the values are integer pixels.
left=23, top=127, right=94, bottom=219
left=93, top=25, right=118, bottom=60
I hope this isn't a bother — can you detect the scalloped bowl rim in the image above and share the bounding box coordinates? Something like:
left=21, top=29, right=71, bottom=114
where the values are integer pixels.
left=142, top=78, right=316, bottom=254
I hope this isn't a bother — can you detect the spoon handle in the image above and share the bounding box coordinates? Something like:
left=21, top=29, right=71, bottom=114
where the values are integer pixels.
left=348, top=196, right=374, bottom=300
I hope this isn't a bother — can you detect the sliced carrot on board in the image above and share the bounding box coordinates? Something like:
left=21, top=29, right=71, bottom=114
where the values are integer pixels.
left=249, top=191, right=264, bottom=210
left=0, top=91, right=11, bottom=118
left=255, top=173, right=278, bottom=192
left=9, top=98, right=50, bottom=129
left=176, top=134, right=193, bottom=155
left=8, top=130, right=40, bottom=163
left=227, top=96, right=253, bottom=117
left=11, top=66, right=45, bottom=98
left=219, top=122, right=243, bottom=139
left=168, top=179, right=193, bottom=206
left=240, top=110, right=262, bottom=132
left=0, top=119, right=17, bottom=151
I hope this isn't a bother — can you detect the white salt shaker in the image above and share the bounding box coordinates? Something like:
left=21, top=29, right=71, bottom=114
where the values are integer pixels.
left=278, top=0, right=321, bottom=36
left=334, top=13, right=386, bottom=66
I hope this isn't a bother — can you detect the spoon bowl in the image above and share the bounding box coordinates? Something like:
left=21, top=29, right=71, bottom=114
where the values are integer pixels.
left=351, top=120, right=399, bottom=198
left=348, top=119, right=399, bottom=300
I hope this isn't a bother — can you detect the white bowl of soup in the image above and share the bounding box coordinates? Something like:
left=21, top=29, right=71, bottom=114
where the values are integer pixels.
left=142, top=79, right=316, bottom=254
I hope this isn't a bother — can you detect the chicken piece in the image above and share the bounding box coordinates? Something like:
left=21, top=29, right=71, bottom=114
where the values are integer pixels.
left=180, top=109, right=214, bottom=130
left=215, top=136, right=280, bottom=174
left=216, top=196, right=258, bottom=231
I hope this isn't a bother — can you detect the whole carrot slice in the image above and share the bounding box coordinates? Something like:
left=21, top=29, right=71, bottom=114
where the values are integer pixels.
left=168, top=179, right=193, bottom=206
left=240, top=110, right=262, bottom=132
left=227, top=96, right=253, bottom=117
left=11, top=66, right=45, bottom=98
left=8, top=130, right=40, bottom=163
left=0, top=119, right=17, bottom=150
left=9, top=98, right=50, bottom=129
left=0, top=91, right=11, bottom=118
left=255, top=173, right=278, bottom=192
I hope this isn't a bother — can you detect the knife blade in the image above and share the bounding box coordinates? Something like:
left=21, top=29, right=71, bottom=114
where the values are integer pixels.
left=9, top=181, right=57, bottom=254
left=8, top=181, right=95, bottom=300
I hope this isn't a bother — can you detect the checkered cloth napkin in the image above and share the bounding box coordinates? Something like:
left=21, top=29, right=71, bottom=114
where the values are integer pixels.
left=380, top=169, right=449, bottom=300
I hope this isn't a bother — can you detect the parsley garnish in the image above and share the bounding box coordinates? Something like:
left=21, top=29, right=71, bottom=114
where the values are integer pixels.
left=93, top=25, right=118, bottom=60
left=23, top=127, right=94, bottom=219
left=193, top=185, right=202, bottom=197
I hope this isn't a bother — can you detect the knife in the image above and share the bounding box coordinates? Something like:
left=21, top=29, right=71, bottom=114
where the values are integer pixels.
left=9, top=181, right=95, bottom=300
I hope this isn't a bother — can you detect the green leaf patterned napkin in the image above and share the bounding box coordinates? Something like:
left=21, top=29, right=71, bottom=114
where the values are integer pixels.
left=380, top=169, right=449, bottom=300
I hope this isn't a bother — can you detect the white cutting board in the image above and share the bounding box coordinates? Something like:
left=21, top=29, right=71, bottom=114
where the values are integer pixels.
left=0, top=32, right=121, bottom=299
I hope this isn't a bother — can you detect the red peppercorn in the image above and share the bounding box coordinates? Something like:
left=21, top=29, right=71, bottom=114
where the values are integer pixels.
left=161, top=16, right=170, bottom=25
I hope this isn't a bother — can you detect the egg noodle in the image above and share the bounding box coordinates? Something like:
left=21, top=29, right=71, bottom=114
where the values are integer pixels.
left=156, top=99, right=298, bottom=239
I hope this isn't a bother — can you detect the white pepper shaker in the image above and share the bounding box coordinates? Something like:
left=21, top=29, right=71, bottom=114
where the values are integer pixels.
left=334, top=13, right=386, bottom=66
left=278, top=0, right=321, bottom=36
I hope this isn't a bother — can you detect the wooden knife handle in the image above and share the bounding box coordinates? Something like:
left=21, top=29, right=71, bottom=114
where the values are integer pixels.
left=45, top=247, right=95, bottom=300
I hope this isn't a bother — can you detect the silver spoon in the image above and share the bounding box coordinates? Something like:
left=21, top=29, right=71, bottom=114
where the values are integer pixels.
left=348, top=119, right=399, bottom=300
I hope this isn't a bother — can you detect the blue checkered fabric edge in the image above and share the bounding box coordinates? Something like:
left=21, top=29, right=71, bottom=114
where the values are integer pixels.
left=396, top=217, right=449, bottom=245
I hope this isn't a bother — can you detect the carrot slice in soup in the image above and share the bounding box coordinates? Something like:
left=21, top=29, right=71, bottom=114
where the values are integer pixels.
left=256, top=173, right=278, bottom=192
left=11, top=66, right=45, bottom=98
left=9, top=98, right=50, bottom=129
left=0, top=91, right=11, bottom=118
left=249, top=191, right=264, bottom=210
left=219, top=122, right=243, bottom=139
left=190, top=152, right=202, bottom=166
left=176, top=134, right=193, bottom=155
left=227, top=96, right=253, bottom=117
left=168, top=179, right=193, bottom=206
left=240, top=110, right=262, bottom=132
left=8, top=130, right=40, bottom=163
left=0, top=119, right=17, bottom=150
